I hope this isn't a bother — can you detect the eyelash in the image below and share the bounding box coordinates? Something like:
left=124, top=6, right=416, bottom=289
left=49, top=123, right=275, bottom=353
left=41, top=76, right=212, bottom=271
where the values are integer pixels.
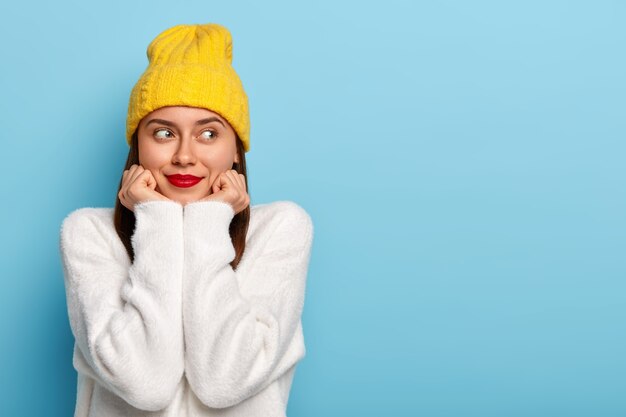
left=153, top=128, right=218, bottom=141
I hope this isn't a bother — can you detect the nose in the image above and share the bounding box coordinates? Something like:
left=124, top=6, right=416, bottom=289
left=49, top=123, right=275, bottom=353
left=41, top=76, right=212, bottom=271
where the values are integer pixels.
left=171, top=135, right=197, bottom=166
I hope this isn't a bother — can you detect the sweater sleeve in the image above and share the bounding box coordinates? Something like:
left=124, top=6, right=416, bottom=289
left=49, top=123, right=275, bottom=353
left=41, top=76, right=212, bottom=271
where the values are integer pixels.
left=182, top=200, right=314, bottom=409
left=59, top=200, right=185, bottom=411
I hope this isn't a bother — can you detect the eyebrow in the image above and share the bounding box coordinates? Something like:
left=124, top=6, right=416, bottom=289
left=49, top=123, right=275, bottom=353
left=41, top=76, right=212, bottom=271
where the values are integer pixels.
left=145, top=117, right=225, bottom=128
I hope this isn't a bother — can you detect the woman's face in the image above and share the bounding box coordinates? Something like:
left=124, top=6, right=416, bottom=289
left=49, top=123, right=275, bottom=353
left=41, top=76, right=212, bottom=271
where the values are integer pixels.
left=137, top=105, right=239, bottom=206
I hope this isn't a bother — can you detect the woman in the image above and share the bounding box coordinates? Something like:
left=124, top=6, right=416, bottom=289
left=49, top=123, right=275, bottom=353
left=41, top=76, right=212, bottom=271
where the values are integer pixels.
left=59, top=23, right=314, bottom=417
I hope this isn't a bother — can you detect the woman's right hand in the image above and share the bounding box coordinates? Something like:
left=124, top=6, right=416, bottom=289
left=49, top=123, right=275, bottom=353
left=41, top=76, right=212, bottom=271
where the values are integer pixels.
left=119, top=164, right=170, bottom=212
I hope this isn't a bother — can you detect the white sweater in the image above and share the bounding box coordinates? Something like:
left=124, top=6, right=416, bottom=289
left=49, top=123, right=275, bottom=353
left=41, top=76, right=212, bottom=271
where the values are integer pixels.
left=59, top=199, right=314, bottom=417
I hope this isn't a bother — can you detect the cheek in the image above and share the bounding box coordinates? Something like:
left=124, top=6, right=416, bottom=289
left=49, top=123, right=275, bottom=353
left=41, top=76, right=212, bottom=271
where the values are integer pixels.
left=139, top=143, right=169, bottom=169
left=201, top=152, right=234, bottom=172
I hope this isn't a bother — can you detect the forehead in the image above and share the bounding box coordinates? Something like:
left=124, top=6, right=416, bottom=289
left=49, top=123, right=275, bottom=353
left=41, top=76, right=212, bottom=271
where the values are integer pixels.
left=145, top=105, right=225, bottom=123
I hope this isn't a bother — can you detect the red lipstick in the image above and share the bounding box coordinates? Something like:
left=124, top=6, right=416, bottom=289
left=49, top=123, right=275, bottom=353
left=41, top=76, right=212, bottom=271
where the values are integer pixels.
left=166, top=174, right=203, bottom=188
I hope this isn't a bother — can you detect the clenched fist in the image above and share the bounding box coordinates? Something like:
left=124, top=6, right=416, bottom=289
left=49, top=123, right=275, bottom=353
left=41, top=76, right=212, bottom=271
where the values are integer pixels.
left=119, top=164, right=170, bottom=212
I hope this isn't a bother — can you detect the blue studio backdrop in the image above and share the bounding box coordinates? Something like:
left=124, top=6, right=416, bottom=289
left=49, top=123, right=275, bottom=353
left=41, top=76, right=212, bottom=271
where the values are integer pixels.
left=1, top=1, right=625, bottom=416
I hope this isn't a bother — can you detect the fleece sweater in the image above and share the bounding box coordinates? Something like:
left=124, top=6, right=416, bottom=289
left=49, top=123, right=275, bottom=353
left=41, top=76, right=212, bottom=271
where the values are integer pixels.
left=59, top=199, right=314, bottom=417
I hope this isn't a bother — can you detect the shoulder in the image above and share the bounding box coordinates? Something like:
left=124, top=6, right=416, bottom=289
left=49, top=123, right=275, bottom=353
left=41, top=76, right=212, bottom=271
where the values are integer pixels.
left=60, top=206, right=116, bottom=248
left=248, top=200, right=314, bottom=248
left=251, top=200, right=313, bottom=234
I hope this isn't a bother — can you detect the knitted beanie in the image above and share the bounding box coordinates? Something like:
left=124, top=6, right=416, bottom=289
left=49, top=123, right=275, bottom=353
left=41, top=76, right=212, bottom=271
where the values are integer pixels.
left=126, top=23, right=250, bottom=152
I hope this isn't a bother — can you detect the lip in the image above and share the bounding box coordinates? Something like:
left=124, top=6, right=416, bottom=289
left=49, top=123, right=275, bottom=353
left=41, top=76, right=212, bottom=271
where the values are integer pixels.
left=166, top=174, right=204, bottom=188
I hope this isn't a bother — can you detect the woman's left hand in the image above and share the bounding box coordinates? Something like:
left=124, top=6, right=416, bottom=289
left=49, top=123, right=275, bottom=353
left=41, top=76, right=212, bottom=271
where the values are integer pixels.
left=198, top=169, right=250, bottom=215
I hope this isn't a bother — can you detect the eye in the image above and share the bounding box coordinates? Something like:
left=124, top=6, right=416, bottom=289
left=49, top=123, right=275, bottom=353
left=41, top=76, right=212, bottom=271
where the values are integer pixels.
left=199, top=129, right=218, bottom=141
left=154, top=128, right=173, bottom=140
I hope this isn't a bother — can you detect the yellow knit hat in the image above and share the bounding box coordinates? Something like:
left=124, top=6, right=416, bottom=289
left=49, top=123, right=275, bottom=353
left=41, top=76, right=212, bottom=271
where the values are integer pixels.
left=126, top=23, right=250, bottom=152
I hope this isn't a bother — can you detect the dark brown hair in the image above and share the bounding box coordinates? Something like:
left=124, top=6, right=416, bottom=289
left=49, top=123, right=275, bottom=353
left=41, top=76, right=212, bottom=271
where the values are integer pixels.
left=113, top=128, right=250, bottom=270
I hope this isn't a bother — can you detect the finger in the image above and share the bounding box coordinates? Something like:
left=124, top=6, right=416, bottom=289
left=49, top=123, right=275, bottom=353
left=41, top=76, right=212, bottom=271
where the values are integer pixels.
left=225, top=171, right=247, bottom=205
left=213, top=171, right=229, bottom=190
left=225, top=171, right=243, bottom=195
left=208, top=174, right=221, bottom=193
left=123, top=165, right=137, bottom=184
left=127, top=164, right=139, bottom=176
left=212, top=180, right=221, bottom=194
left=228, top=170, right=244, bottom=187
left=234, top=172, right=247, bottom=195
left=121, top=167, right=134, bottom=194
left=141, top=169, right=157, bottom=190
left=222, top=171, right=238, bottom=192
left=230, top=170, right=243, bottom=189
left=126, top=168, right=146, bottom=198
left=129, top=165, right=145, bottom=185
left=123, top=165, right=138, bottom=185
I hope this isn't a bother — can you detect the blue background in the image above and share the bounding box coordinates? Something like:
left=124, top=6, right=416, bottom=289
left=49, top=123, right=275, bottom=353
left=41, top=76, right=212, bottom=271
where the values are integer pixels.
left=1, top=0, right=625, bottom=416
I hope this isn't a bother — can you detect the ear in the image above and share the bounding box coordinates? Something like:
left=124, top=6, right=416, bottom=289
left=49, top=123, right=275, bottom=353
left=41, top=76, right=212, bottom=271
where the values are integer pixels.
left=233, top=152, right=240, bottom=164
